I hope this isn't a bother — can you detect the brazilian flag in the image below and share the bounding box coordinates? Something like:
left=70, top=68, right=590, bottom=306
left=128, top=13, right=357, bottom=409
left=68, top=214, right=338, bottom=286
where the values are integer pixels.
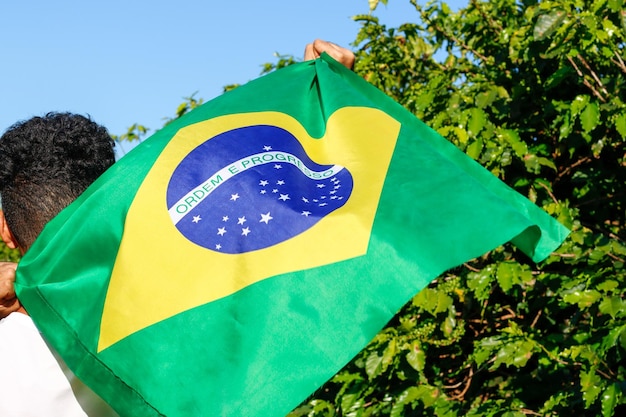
left=16, top=54, right=569, bottom=416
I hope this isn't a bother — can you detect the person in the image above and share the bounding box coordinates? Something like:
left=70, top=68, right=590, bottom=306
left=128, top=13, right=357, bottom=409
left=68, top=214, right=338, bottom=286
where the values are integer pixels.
left=0, top=39, right=354, bottom=416
left=0, top=112, right=118, bottom=416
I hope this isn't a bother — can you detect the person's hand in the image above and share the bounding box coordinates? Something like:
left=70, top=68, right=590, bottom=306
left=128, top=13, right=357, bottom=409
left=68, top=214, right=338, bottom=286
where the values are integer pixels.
left=0, top=262, right=20, bottom=318
left=304, top=39, right=355, bottom=70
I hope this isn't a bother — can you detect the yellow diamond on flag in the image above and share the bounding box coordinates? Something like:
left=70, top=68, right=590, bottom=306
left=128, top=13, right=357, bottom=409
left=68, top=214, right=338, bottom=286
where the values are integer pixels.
left=98, top=108, right=401, bottom=351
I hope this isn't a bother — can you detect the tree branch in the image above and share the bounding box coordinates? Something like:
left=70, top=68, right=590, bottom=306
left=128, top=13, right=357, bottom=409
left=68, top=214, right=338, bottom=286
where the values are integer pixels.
left=535, top=181, right=559, bottom=205
left=429, top=21, right=490, bottom=64
left=471, top=0, right=503, bottom=32
left=576, top=54, right=609, bottom=97
left=555, top=155, right=592, bottom=182
left=567, top=56, right=607, bottom=103
left=610, top=50, right=626, bottom=75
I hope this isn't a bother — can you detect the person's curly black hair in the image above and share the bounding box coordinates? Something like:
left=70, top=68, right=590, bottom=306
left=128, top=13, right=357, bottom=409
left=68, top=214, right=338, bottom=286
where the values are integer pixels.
left=0, top=112, right=115, bottom=250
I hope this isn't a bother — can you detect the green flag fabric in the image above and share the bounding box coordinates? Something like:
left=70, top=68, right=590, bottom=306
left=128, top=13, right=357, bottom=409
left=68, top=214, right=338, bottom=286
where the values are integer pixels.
left=16, top=54, right=569, bottom=417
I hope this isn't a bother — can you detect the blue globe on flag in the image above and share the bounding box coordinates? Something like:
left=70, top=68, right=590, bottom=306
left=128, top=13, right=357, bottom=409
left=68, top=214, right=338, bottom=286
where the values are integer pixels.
left=167, top=125, right=354, bottom=253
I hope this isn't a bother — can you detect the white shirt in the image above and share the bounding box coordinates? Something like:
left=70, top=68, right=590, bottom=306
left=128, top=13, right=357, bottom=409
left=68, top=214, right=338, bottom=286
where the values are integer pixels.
left=0, top=312, right=88, bottom=417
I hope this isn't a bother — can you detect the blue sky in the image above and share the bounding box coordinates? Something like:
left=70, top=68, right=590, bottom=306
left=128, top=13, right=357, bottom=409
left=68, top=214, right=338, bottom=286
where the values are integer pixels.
left=1, top=0, right=463, bottom=153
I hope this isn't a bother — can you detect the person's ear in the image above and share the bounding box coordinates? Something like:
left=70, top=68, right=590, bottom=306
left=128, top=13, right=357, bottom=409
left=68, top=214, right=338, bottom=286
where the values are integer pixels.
left=0, top=210, right=18, bottom=250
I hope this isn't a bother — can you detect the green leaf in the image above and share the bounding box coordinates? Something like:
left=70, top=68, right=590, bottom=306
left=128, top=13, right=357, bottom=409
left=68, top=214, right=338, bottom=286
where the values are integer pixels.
left=580, top=102, right=600, bottom=133
left=524, top=154, right=557, bottom=173
left=467, top=267, right=494, bottom=301
left=598, top=296, right=626, bottom=318
left=614, top=113, right=626, bottom=138
left=415, top=385, right=439, bottom=408
left=382, top=338, right=397, bottom=368
left=475, top=87, right=497, bottom=108
left=474, top=336, right=501, bottom=366
left=581, top=368, right=603, bottom=407
left=413, top=287, right=437, bottom=312
left=365, top=351, right=383, bottom=379
left=601, top=19, right=619, bottom=38
left=493, top=339, right=536, bottom=369
left=496, top=262, right=533, bottom=292
left=389, top=399, right=407, bottom=417
left=496, top=262, right=515, bottom=292
left=601, top=383, right=621, bottom=417
left=390, top=386, right=423, bottom=417
left=559, top=112, right=573, bottom=139
left=499, top=129, right=528, bottom=157
left=563, top=289, right=602, bottom=308
left=596, top=279, right=619, bottom=292
left=468, top=108, right=487, bottom=137
left=453, top=126, right=469, bottom=145
left=534, top=10, right=567, bottom=40
left=571, top=95, right=590, bottom=116
left=406, top=344, right=426, bottom=373
left=435, top=291, right=454, bottom=314
left=545, top=67, right=574, bottom=89
left=611, top=240, right=626, bottom=256
left=466, top=138, right=483, bottom=160
left=601, top=324, right=626, bottom=353
left=413, top=287, right=453, bottom=315
left=340, top=393, right=363, bottom=414
left=175, top=102, right=188, bottom=116
left=536, top=156, right=557, bottom=170
left=393, top=386, right=438, bottom=417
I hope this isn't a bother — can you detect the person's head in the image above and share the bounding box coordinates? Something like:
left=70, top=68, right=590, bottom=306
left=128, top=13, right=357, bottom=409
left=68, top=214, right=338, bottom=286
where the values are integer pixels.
left=0, top=112, right=115, bottom=253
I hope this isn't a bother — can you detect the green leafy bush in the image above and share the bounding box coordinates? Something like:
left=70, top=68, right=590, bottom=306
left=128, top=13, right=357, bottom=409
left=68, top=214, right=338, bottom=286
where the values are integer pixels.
left=290, top=0, right=625, bottom=415
left=0, top=242, right=19, bottom=262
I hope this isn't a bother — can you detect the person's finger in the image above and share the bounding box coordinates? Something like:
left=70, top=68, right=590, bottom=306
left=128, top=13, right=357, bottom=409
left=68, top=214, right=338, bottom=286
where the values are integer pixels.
left=303, top=42, right=319, bottom=61
left=313, top=39, right=355, bottom=69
